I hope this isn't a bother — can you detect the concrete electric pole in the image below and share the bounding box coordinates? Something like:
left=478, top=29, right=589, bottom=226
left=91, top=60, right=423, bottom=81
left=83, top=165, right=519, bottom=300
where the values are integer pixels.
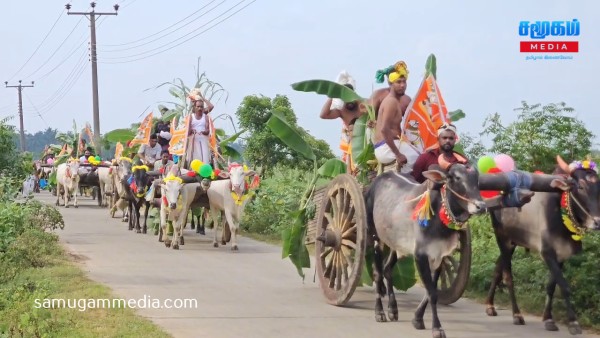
left=66, top=1, right=119, bottom=154
left=4, top=80, right=34, bottom=152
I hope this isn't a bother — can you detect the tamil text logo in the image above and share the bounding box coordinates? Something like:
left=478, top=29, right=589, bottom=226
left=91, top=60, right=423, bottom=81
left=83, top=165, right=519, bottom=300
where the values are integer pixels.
left=519, top=19, right=579, bottom=55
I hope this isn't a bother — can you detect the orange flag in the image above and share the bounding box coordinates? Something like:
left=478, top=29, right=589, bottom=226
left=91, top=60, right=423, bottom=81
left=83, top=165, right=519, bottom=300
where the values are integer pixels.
left=129, top=112, right=154, bottom=147
left=401, top=74, right=451, bottom=153
left=169, top=115, right=190, bottom=156
left=114, top=142, right=123, bottom=159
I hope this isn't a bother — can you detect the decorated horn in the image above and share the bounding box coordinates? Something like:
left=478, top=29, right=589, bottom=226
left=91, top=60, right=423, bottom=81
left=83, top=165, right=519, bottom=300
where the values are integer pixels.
left=438, top=154, right=452, bottom=170
left=556, top=155, right=572, bottom=174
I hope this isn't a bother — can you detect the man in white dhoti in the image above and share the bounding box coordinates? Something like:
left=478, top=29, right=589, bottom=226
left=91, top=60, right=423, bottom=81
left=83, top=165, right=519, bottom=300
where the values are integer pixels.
left=187, top=94, right=214, bottom=166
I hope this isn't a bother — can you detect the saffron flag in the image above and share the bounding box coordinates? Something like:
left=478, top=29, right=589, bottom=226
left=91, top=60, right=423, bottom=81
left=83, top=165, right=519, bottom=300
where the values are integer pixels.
left=169, top=115, right=190, bottom=156
left=129, top=112, right=154, bottom=147
left=207, top=115, right=218, bottom=156
left=401, top=74, right=451, bottom=153
left=114, top=142, right=123, bottom=159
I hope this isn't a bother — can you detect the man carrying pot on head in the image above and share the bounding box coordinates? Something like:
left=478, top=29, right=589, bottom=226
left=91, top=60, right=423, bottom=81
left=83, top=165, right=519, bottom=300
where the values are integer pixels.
left=187, top=92, right=214, bottom=167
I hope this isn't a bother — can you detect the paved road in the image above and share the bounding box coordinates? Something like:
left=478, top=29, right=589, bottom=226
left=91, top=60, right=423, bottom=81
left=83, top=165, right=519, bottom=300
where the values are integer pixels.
left=38, top=192, right=598, bottom=338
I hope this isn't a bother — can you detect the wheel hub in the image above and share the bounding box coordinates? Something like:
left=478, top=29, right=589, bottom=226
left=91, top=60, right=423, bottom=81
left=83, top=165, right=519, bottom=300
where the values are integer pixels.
left=316, top=229, right=341, bottom=250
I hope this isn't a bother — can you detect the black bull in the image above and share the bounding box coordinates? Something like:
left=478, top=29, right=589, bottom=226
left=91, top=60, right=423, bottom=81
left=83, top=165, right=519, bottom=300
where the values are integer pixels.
left=365, top=162, right=576, bottom=338
left=483, top=158, right=600, bottom=335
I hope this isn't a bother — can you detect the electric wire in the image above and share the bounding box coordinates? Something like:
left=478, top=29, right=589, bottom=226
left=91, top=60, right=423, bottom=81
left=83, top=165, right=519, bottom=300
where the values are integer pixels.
left=7, top=9, right=65, bottom=82
left=99, top=0, right=255, bottom=64
left=99, top=0, right=221, bottom=49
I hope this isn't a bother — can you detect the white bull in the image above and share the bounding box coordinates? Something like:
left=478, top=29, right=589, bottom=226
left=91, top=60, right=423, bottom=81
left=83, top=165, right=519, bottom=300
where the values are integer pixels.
left=97, top=165, right=113, bottom=207
left=55, top=160, right=81, bottom=208
left=159, top=173, right=211, bottom=250
left=206, top=164, right=257, bottom=251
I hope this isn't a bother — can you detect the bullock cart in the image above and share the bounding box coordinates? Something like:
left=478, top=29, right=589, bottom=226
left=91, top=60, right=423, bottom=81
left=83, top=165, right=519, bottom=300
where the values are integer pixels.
left=78, top=163, right=111, bottom=207
left=305, top=163, right=471, bottom=306
left=146, top=171, right=232, bottom=244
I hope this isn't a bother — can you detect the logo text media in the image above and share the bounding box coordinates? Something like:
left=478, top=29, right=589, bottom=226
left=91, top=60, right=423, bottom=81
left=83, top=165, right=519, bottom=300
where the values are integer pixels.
left=519, top=19, right=579, bottom=53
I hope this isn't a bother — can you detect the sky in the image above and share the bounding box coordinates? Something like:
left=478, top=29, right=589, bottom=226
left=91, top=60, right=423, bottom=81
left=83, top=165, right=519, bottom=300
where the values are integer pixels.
left=1, top=0, right=598, bottom=157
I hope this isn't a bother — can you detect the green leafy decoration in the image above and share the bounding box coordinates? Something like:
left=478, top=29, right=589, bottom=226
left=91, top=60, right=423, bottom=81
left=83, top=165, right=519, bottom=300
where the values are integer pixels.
left=281, top=209, right=311, bottom=278
left=425, top=54, right=437, bottom=79
left=449, top=109, right=466, bottom=122
left=291, top=80, right=364, bottom=103
left=317, top=158, right=347, bottom=178
left=104, top=129, right=136, bottom=144
left=266, top=111, right=316, bottom=161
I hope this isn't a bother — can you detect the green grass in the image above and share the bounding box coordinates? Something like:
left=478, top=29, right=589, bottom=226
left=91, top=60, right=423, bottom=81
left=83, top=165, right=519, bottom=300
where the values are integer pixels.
left=0, top=230, right=172, bottom=338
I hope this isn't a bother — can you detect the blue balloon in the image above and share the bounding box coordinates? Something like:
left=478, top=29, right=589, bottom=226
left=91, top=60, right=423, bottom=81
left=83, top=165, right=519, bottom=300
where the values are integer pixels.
left=172, top=155, right=179, bottom=164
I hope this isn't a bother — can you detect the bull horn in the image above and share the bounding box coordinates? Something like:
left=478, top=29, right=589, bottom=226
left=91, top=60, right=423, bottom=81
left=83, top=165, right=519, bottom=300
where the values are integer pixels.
left=438, top=154, right=451, bottom=171
left=556, top=155, right=572, bottom=174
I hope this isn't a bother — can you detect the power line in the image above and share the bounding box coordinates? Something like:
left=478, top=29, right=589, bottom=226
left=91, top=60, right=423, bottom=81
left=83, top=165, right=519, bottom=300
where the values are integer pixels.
left=24, top=92, right=49, bottom=128
left=99, top=0, right=245, bottom=59
left=30, top=60, right=89, bottom=116
left=7, top=9, right=65, bottom=82
left=99, top=0, right=254, bottom=64
left=27, top=51, right=88, bottom=112
left=22, top=16, right=85, bottom=80
left=99, top=0, right=221, bottom=49
left=37, top=33, right=88, bottom=81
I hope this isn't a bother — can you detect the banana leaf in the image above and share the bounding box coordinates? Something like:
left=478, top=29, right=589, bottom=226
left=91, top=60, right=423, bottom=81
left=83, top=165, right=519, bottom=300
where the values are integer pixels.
left=221, top=144, right=243, bottom=162
left=350, top=114, right=369, bottom=165
left=219, top=129, right=246, bottom=148
left=266, top=111, right=315, bottom=161
left=449, top=109, right=466, bottom=122
left=426, top=54, right=437, bottom=79
left=360, top=247, right=417, bottom=291
left=291, top=80, right=364, bottom=103
left=104, top=129, right=136, bottom=144
left=281, top=208, right=311, bottom=279
left=214, top=128, right=227, bottom=138
left=317, top=158, right=346, bottom=178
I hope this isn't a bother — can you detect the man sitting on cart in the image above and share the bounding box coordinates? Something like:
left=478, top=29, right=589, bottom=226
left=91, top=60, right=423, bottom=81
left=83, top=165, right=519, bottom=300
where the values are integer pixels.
left=319, top=70, right=366, bottom=172
left=410, top=123, right=466, bottom=183
left=372, top=61, right=420, bottom=173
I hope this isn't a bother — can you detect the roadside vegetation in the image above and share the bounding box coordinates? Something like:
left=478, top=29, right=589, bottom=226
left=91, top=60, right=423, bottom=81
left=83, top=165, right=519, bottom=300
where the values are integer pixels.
left=0, top=119, right=171, bottom=338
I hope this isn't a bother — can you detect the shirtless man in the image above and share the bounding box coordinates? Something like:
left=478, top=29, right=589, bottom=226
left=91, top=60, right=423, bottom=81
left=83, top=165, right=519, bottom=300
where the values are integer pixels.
left=320, top=71, right=365, bottom=169
left=373, top=61, right=416, bottom=172
left=369, top=61, right=408, bottom=120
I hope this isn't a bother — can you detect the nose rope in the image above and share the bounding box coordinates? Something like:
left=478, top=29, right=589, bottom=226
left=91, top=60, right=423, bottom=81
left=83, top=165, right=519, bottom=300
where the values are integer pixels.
left=567, top=191, right=593, bottom=228
left=444, top=184, right=479, bottom=205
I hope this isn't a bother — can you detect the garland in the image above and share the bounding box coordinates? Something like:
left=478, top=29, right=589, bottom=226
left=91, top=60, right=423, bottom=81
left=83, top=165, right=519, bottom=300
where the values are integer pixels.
left=439, top=186, right=467, bottom=230
left=560, top=192, right=584, bottom=241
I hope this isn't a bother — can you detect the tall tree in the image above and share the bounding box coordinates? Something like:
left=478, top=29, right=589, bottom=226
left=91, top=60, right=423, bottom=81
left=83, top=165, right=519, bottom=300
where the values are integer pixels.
left=480, top=101, right=594, bottom=172
left=236, top=94, right=334, bottom=173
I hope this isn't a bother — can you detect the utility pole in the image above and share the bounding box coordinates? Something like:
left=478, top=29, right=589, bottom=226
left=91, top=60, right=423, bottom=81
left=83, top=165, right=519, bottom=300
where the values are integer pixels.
left=66, top=1, right=119, bottom=155
left=4, top=80, right=34, bottom=152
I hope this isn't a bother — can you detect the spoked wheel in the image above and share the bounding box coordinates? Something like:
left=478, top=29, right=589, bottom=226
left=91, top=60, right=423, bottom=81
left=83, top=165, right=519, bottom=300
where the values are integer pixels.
left=437, top=227, right=472, bottom=305
left=315, top=174, right=367, bottom=306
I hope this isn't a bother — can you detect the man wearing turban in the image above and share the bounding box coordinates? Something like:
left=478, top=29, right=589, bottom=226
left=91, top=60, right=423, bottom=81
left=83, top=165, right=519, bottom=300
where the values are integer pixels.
left=320, top=70, right=365, bottom=172
left=410, top=123, right=466, bottom=183
left=372, top=61, right=418, bottom=172
left=369, top=61, right=409, bottom=120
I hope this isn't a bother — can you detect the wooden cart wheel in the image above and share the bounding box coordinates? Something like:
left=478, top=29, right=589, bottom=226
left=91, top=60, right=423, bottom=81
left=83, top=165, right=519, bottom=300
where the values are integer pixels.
left=437, top=227, right=472, bottom=305
left=315, top=174, right=367, bottom=306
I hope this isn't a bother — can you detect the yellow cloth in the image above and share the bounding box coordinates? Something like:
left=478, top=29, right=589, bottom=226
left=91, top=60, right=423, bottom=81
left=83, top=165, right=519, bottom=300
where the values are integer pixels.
left=388, top=61, right=409, bottom=83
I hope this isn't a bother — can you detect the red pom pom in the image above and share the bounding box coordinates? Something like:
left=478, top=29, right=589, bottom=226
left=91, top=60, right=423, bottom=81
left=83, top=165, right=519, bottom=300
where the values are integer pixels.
left=487, top=167, right=502, bottom=174
left=159, top=167, right=165, bottom=174
left=534, top=170, right=544, bottom=174
left=214, top=169, right=221, bottom=176
left=186, top=171, right=196, bottom=177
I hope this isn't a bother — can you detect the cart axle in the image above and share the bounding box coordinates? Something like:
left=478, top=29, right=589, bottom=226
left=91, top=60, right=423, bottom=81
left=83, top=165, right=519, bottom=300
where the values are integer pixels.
left=316, top=229, right=339, bottom=249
